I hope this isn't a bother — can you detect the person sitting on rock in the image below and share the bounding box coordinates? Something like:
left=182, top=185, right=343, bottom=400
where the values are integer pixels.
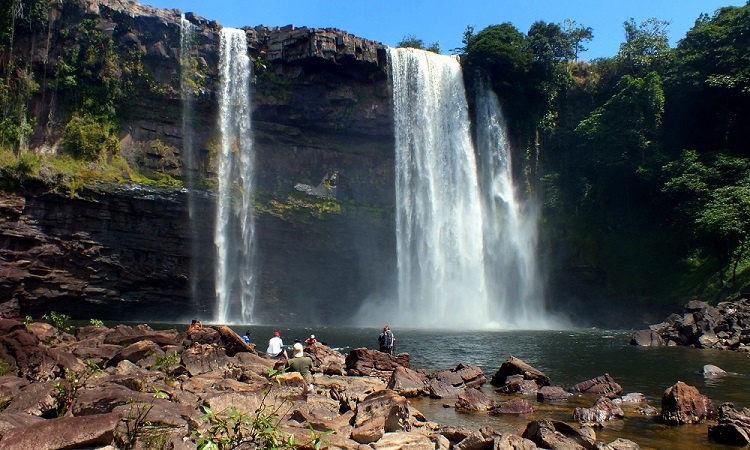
left=242, top=330, right=251, bottom=344
left=304, top=334, right=317, bottom=346
left=286, top=342, right=314, bottom=393
left=187, top=319, right=202, bottom=331
left=266, top=330, right=287, bottom=359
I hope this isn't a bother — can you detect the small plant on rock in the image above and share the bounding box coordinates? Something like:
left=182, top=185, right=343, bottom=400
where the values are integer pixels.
left=52, top=360, right=102, bottom=416
left=89, top=318, right=104, bottom=327
left=42, top=311, right=73, bottom=333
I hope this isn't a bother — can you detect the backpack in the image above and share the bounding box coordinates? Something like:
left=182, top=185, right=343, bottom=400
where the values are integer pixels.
left=380, top=330, right=394, bottom=348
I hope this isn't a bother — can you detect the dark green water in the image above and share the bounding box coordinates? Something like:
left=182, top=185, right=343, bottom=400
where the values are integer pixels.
left=143, top=323, right=750, bottom=450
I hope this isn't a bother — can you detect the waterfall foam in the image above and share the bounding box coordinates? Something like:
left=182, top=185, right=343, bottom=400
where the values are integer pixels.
left=215, top=28, right=257, bottom=324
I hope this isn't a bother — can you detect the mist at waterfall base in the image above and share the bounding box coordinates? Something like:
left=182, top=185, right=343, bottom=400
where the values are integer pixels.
left=355, top=48, right=568, bottom=331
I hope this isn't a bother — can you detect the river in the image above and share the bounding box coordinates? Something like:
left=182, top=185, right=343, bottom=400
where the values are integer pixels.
left=149, top=323, right=750, bottom=450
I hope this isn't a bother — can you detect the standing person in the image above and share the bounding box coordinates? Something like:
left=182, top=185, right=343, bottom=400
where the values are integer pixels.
left=266, top=330, right=287, bottom=359
left=286, top=342, right=314, bottom=393
left=378, top=325, right=395, bottom=354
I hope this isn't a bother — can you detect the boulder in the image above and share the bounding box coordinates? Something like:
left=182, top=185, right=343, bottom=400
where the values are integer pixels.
left=537, top=386, right=571, bottom=402
left=211, top=325, right=254, bottom=357
left=521, top=419, right=596, bottom=450
left=490, top=356, right=550, bottom=387
left=431, top=363, right=486, bottom=390
left=489, top=397, right=534, bottom=415
left=629, top=329, right=665, bottom=346
left=496, top=374, right=540, bottom=395
left=305, top=342, right=346, bottom=375
left=708, top=402, right=750, bottom=446
left=387, top=366, right=428, bottom=397
left=660, top=381, right=717, bottom=424
left=573, top=396, right=624, bottom=423
left=701, top=364, right=727, bottom=378
left=568, top=373, right=622, bottom=398
left=353, top=389, right=411, bottom=432
left=344, top=347, right=409, bottom=376
left=455, top=388, right=494, bottom=412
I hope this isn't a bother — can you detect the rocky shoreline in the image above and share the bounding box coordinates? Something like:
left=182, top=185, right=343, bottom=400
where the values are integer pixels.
left=0, top=317, right=748, bottom=449
left=630, top=299, right=750, bottom=351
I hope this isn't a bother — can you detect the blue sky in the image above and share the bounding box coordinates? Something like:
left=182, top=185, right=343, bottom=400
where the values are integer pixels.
left=145, top=0, right=745, bottom=59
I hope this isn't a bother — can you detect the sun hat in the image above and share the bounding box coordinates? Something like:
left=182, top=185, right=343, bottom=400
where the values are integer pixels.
left=293, top=342, right=304, bottom=357
left=273, top=331, right=280, bottom=337
left=310, top=334, right=315, bottom=339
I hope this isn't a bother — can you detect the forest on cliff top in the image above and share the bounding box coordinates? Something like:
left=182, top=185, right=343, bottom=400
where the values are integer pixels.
left=0, top=0, right=749, bottom=317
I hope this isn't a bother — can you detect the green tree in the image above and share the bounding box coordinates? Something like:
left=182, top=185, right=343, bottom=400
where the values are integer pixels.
left=618, top=18, right=671, bottom=77
left=662, top=151, right=750, bottom=285
left=396, top=34, right=440, bottom=53
left=665, top=3, right=750, bottom=155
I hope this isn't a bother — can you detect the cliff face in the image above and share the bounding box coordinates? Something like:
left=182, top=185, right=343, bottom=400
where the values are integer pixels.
left=0, top=0, right=397, bottom=324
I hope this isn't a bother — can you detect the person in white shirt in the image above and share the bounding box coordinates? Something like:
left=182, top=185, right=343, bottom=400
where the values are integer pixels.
left=266, top=330, right=287, bottom=359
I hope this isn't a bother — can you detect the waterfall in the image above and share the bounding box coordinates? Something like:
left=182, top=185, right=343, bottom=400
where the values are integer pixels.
left=180, top=15, right=200, bottom=309
left=389, top=47, right=489, bottom=329
left=214, top=28, right=257, bottom=324
left=387, top=47, right=560, bottom=330
left=474, top=77, right=553, bottom=328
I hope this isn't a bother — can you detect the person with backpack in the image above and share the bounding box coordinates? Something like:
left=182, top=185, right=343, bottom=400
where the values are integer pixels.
left=378, top=325, right=395, bottom=354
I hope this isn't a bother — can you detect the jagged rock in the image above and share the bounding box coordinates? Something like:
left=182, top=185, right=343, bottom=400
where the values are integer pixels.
left=490, top=356, right=550, bottom=388
left=660, top=381, right=717, bottom=424
left=1, top=381, right=58, bottom=417
left=181, top=343, right=229, bottom=376
left=708, top=402, right=750, bottom=446
left=345, top=347, right=410, bottom=376
left=455, top=388, right=495, bottom=412
left=427, top=378, right=465, bottom=399
left=568, top=373, right=622, bottom=398
left=387, top=366, right=428, bottom=397
left=573, top=396, right=624, bottom=423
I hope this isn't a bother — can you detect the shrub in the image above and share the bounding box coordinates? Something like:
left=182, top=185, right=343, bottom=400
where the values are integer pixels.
left=61, top=114, right=118, bottom=161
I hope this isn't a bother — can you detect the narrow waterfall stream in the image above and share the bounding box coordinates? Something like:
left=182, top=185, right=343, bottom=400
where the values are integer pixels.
left=214, top=28, right=257, bottom=324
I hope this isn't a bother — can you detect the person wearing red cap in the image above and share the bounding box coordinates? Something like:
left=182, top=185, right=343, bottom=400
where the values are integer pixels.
left=266, top=330, right=287, bottom=359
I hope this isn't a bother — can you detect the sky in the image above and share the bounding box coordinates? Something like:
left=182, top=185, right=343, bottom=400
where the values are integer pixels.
left=144, top=0, right=746, bottom=59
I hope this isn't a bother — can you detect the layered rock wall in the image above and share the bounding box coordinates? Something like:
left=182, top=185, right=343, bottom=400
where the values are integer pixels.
left=0, top=0, right=397, bottom=323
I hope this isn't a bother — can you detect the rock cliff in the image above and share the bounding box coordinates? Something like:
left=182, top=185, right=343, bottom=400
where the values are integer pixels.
left=0, top=0, right=396, bottom=323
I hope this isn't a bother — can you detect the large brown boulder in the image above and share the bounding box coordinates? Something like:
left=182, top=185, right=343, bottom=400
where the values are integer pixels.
left=490, top=356, right=550, bottom=388
left=387, top=366, right=428, bottom=397
left=305, top=342, right=346, bottom=375
left=661, top=381, right=717, bottom=424
left=345, top=347, right=409, bottom=376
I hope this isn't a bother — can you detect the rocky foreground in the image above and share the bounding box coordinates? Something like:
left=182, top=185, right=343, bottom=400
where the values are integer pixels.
left=0, top=318, right=748, bottom=449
